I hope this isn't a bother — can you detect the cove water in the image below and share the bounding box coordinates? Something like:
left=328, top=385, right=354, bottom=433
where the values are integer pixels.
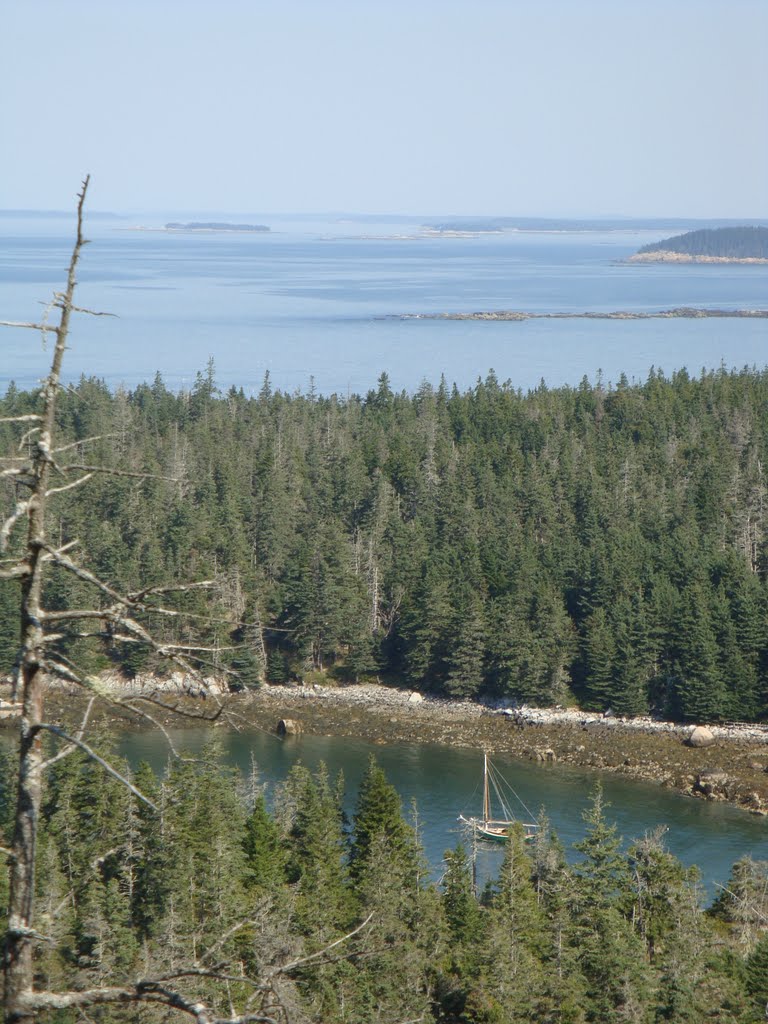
left=1, top=214, right=766, bottom=396
left=117, top=728, right=767, bottom=900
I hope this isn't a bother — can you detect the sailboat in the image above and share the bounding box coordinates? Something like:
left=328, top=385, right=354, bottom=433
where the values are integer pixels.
left=458, top=753, right=538, bottom=843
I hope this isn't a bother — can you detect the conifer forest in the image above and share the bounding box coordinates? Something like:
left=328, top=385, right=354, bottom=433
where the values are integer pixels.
left=0, top=745, right=767, bottom=1023
left=2, top=363, right=767, bottom=722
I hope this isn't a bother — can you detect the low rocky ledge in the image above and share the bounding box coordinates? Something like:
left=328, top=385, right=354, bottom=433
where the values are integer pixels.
left=627, top=251, right=768, bottom=265
left=391, top=307, right=768, bottom=321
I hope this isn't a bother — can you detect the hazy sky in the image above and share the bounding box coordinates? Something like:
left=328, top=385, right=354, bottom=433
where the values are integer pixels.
left=4, top=0, right=767, bottom=217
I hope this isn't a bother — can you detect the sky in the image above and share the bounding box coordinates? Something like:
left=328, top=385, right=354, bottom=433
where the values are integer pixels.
left=3, top=0, right=767, bottom=218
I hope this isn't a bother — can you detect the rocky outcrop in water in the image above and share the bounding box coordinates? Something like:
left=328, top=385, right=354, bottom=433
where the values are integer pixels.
left=393, top=307, right=768, bottom=322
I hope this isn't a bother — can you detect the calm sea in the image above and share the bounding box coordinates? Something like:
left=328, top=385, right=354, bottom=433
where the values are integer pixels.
left=1, top=214, right=766, bottom=395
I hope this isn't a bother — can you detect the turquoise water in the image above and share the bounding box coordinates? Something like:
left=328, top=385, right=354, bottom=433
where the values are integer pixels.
left=116, top=728, right=767, bottom=898
left=1, top=215, right=766, bottom=395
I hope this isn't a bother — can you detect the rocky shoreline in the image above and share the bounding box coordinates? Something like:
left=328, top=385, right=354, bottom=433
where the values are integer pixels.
left=4, top=678, right=768, bottom=816
left=626, top=251, right=768, bottom=265
left=240, top=684, right=768, bottom=816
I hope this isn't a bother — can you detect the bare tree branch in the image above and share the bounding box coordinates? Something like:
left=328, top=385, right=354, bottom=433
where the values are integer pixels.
left=129, top=580, right=216, bottom=602
left=271, top=914, right=374, bottom=976
left=52, top=302, right=116, bottom=319
left=45, top=472, right=93, bottom=497
left=15, top=985, right=279, bottom=1023
left=51, top=461, right=181, bottom=483
left=0, top=322, right=57, bottom=334
left=0, top=563, right=30, bottom=581
left=52, top=434, right=116, bottom=455
left=37, top=696, right=96, bottom=773
left=0, top=499, right=32, bottom=552
left=32, top=723, right=158, bottom=810
left=119, top=693, right=225, bottom=723
left=18, top=427, right=41, bottom=451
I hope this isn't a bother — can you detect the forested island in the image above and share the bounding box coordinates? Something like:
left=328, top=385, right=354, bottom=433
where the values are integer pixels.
left=2, top=364, right=767, bottom=724
left=164, top=221, right=270, bottom=232
left=629, top=226, right=768, bottom=263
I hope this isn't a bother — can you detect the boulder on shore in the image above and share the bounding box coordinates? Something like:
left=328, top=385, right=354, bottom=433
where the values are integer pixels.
left=277, top=718, right=302, bottom=736
left=686, top=725, right=716, bottom=748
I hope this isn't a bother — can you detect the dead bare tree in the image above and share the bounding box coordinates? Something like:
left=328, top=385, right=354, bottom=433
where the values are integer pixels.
left=0, top=179, right=370, bottom=1023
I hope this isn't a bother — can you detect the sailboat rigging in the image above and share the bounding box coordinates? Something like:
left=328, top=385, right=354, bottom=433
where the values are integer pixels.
left=458, top=753, right=538, bottom=842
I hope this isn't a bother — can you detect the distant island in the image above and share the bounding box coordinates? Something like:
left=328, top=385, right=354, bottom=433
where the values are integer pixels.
left=420, top=217, right=768, bottom=235
left=393, top=307, right=768, bottom=322
left=164, top=221, right=270, bottom=232
left=628, top=226, right=768, bottom=264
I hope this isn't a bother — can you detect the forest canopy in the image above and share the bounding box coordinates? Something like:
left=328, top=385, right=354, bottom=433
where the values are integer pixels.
left=0, top=747, right=767, bottom=1024
left=1, top=364, right=767, bottom=722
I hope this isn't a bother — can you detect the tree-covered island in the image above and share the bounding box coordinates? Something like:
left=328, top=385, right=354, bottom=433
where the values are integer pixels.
left=164, top=221, right=270, bottom=232
left=629, top=226, right=768, bottom=263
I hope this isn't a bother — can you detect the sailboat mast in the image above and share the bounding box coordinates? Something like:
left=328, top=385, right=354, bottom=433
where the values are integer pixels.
left=483, top=752, right=491, bottom=821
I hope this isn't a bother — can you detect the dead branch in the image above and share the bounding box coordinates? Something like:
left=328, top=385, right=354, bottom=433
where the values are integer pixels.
left=45, top=473, right=93, bottom=497
left=129, top=579, right=216, bottom=602
left=14, top=985, right=279, bottom=1024
left=40, top=544, right=133, bottom=604
left=32, top=723, right=158, bottom=810
left=1, top=499, right=32, bottom=552
left=0, top=564, right=30, bottom=581
left=0, top=322, right=57, bottom=334
left=53, top=303, right=116, bottom=318
left=119, top=693, right=225, bottom=723
left=52, top=462, right=180, bottom=482
left=52, top=434, right=117, bottom=455
left=18, top=427, right=41, bottom=451
left=271, top=914, right=374, bottom=976
left=37, top=696, right=96, bottom=773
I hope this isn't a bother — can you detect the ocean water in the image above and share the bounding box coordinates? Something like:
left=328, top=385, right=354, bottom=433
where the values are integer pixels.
left=0, top=214, right=766, bottom=395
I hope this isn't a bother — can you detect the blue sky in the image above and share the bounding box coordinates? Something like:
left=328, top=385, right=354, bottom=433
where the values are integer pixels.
left=4, top=0, right=767, bottom=217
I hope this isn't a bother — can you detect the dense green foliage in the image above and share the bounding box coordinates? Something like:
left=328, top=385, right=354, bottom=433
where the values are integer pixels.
left=2, top=365, right=768, bottom=720
left=637, top=226, right=768, bottom=259
left=0, top=749, right=765, bottom=1023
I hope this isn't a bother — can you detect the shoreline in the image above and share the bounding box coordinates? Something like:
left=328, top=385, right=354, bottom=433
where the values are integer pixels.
left=238, top=684, right=768, bottom=815
left=627, top=251, right=768, bottom=265
left=4, top=680, right=768, bottom=815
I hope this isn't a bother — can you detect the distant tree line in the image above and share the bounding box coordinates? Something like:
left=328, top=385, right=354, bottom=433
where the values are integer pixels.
left=0, top=746, right=766, bottom=1023
left=637, top=227, right=768, bottom=259
left=2, top=363, right=768, bottom=721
